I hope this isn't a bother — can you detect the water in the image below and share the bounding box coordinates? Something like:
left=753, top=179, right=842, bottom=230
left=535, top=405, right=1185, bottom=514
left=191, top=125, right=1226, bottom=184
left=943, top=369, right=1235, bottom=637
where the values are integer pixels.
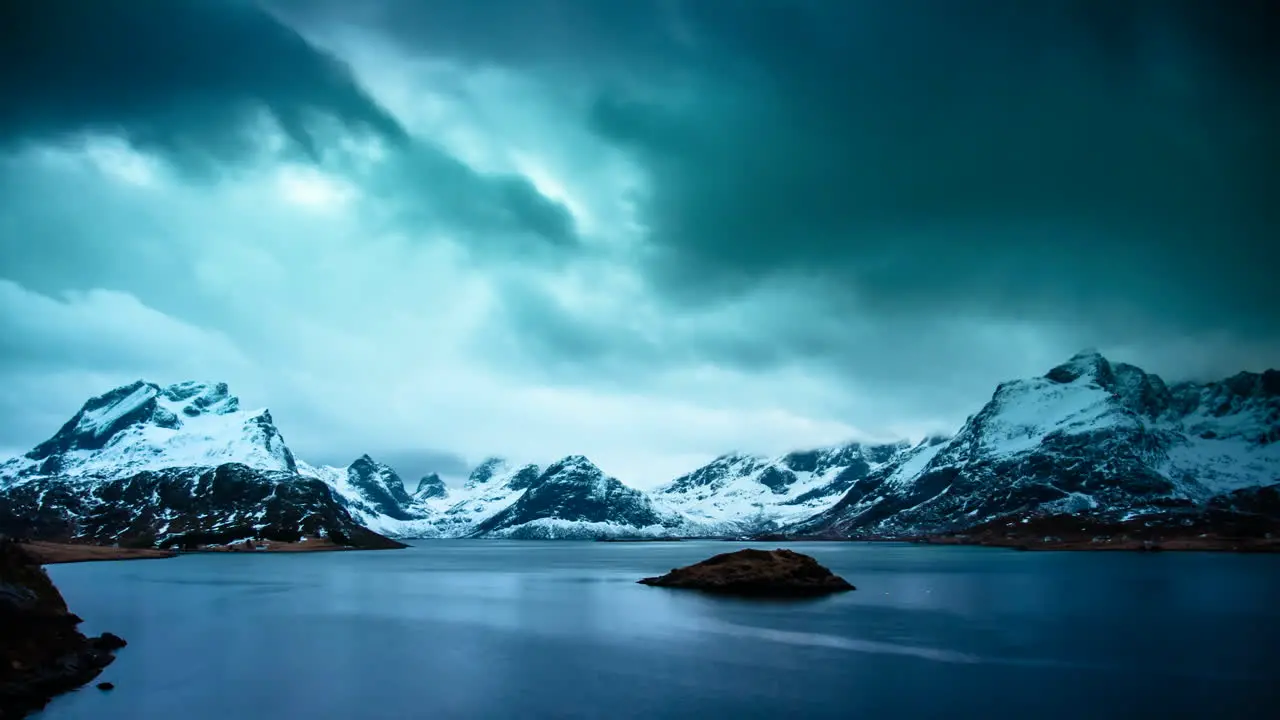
left=40, top=541, right=1279, bottom=719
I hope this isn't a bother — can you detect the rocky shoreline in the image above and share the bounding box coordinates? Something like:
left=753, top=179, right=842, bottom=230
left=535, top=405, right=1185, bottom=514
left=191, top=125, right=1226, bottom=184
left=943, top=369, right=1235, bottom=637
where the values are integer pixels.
left=17, top=536, right=407, bottom=565
left=194, top=536, right=369, bottom=553
left=0, top=538, right=129, bottom=719
left=752, top=512, right=1280, bottom=553
left=19, top=541, right=178, bottom=564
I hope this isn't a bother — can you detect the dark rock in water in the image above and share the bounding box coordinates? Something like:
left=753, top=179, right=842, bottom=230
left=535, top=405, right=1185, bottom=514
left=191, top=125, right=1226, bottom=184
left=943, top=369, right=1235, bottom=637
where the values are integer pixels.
left=0, top=538, right=126, bottom=718
left=637, top=548, right=855, bottom=597
left=94, top=633, right=127, bottom=651
left=96, top=682, right=114, bottom=691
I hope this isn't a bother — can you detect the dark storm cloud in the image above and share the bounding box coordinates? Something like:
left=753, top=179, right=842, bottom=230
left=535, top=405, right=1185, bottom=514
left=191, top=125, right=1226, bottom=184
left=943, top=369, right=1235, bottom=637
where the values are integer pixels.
left=0, top=0, right=577, bottom=246
left=0, top=0, right=405, bottom=168
left=585, top=0, right=1280, bottom=340
left=357, top=145, right=579, bottom=252
left=279, top=0, right=1280, bottom=368
left=266, top=0, right=688, bottom=72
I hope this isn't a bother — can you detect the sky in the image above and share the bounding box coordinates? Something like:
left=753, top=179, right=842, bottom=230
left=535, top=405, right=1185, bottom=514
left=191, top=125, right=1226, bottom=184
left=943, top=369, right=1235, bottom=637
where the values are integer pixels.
left=1, top=0, right=1277, bottom=488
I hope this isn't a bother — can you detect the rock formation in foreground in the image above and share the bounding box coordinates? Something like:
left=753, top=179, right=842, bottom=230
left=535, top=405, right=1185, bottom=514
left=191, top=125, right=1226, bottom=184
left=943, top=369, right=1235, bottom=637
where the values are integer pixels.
left=638, top=548, right=855, bottom=597
left=0, top=538, right=127, bottom=718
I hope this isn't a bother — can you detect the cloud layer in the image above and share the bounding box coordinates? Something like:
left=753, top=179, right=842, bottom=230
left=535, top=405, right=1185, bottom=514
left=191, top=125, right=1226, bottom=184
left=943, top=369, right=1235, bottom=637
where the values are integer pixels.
left=1, top=0, right=1276, bottom=486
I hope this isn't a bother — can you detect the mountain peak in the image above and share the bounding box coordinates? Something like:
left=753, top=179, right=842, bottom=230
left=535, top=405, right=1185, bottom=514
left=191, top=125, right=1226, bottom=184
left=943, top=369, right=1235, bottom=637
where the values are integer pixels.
left=351, top=454, right=379, bottom=468
left=414, top=472, right=447, bottom=500
left=28, top=380, right=170, bottom=459
left=346, top=455, right=414, bottom=519
left=1045, top=348, right=1114, bottom=386
left=535, top=456, right=608, bottom=487
left=546, top=455, right=600, bottom=475
left=465, top=457, right=509, bottom=487
left=12, top=379, right=296, bottom=479
left=160, top=381, right=240, bottom=416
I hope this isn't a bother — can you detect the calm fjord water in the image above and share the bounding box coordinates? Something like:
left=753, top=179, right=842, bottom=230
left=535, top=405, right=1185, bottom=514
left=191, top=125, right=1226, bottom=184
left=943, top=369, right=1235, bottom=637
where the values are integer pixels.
left=42, top=541, right=1277, bottom=719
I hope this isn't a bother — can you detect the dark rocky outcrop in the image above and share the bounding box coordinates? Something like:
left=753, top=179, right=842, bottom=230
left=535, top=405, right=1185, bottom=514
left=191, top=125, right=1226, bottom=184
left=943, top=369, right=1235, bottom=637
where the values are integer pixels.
left=638, top=548, right=855, bottom=597
left=0, top=538, right=126, bottom=718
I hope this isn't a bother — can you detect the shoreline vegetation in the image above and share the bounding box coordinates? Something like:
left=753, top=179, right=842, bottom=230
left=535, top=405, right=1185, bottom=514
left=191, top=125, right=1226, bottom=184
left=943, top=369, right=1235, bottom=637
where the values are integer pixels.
left=750, top=513, right=1280, bottom=553
left=15, top=525, right=1280, bottom=564
left=19, top=536, right=400, bottom=565
left=742, top=534, right=1280, bottom=553
left=18, top=541, right=178, bottom=564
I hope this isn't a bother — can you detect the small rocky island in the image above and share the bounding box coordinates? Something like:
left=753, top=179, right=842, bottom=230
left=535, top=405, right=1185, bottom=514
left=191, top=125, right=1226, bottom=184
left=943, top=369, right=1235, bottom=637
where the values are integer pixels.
left=638, top=548, right=855, bottom=597
left=0, top=538, right=128, bottom=718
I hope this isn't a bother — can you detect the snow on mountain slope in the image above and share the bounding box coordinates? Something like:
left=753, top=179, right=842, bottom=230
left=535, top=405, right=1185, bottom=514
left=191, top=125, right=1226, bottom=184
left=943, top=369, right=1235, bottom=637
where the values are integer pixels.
left=652, top=441, right=913, bottom=535
left=792, top=351, right=1280, bottom=537
left=411, top=458, right=543, bottom=537
left=473, top=456, right=679, bottom=538
left=0, top=380, right=403, bottom=549
left=1, top=380, right=295, bottom=485
left=296, top=455, right=430, bottom=533
left=303, top=457, right=543, bottom=538
left=13, top=356, right=1269, bottom=545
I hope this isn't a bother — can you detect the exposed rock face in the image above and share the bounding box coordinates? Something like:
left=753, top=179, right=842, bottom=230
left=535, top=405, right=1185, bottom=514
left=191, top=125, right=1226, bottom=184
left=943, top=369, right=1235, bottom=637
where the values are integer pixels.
left=0, top=538, right=127, bottom=718
left=345, top=455, right=416, bottom=521
left=638, top=548, right=855, bottom=597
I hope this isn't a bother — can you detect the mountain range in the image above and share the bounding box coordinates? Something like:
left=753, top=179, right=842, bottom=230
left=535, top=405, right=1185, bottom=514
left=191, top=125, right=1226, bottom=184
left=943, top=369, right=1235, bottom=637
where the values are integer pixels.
left=1, top=351, right=1277, bottom=548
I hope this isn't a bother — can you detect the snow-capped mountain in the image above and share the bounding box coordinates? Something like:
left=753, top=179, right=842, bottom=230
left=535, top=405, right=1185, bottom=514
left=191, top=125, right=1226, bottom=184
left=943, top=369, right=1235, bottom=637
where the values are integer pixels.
left=0, top=381, right=403, bottom=549
left=6, top=380, right=296, bottom=482
left=475, top=456, right=680, bottom=538
left=4, top=356, right=1275, bottom=548
left=792, top=350, right=1280, bottom=537
left=412, top=457, right=542, bottom=537
left=293, top=454, right=565, bottom=539
left=413, top=473, right=447, bottom=501
left=652, top=441, right=915, bottom=535
left=296, top=455, right=430, bottom=529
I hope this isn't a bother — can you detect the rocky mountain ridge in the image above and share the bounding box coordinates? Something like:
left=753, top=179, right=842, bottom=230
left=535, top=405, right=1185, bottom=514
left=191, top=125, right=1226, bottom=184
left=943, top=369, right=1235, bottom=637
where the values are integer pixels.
left=2, top=351, right=1277, bottom=545
left=792, top=350, right=1280, bottom=539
